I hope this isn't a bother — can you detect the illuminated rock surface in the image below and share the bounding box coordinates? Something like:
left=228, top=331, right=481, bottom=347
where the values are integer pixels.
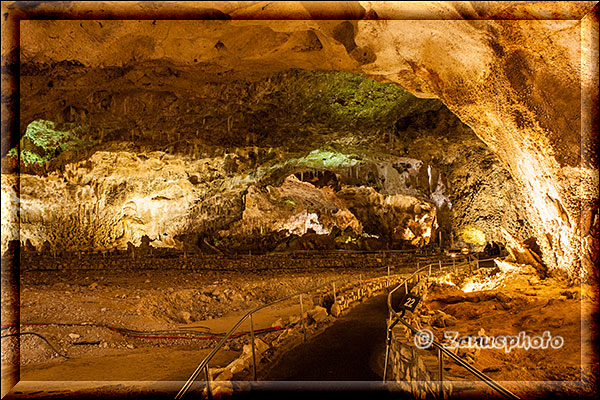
left=1, top=1, right=598, bottom=279
left=0, top=4, right=598, bottom=398
left=1, top=71, right=532, bottom=257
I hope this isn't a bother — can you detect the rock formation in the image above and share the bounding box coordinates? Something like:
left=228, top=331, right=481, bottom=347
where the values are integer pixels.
left=1, top=1, right=597, bottom=280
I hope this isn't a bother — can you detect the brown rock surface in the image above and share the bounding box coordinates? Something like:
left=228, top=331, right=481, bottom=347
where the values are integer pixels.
left=1, top=2, right=597, bottom=279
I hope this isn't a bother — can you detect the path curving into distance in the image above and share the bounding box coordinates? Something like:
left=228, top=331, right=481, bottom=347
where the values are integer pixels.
left=244, top=290, right=412, bottom=399
left=262, top=293, right=389, bottom=383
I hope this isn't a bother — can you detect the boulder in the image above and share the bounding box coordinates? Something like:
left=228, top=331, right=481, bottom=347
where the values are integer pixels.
left=330, top=303, right=342, bottom=317
left=227, top=357, right=249, bottom=375
left=215, top=368, right=233, bottom=382
left=242, top=338, right=269, bottom=359
left=176, top=310, right=192, bottom=324
left=307, top=306, right=329, bottom=323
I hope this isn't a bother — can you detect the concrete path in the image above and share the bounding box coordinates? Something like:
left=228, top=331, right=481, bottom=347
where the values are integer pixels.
left=261, top=293, right=390, bottom=383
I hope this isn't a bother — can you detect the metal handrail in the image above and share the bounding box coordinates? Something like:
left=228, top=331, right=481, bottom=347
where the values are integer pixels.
left=383, top=257, right=471, bottom=381
left=386, top=255, right=471, bottom=312
left=385, top=255, right=519, bottom=399
left=176, top=254, right=481, bottom=398
left=175, top=264, right=409, bottom=399
left=174, top=279, right=345, bottom=399
left=397, top=318, right=519, bottom=399
left=386, top=254, right=499, bottom=312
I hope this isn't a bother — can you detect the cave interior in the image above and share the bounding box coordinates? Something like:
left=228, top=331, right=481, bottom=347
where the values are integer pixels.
left=1, top=6, right=598, bottom=400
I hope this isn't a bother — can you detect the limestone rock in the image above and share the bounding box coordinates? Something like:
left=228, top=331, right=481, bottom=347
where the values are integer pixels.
left=176, top=311, right=192, bottom=324
left=3, top=2, right=597, bottom=281
left=431, top=310, right=457, bottom=328
left=210, top=382, right=234, bottom=399
left=307, top=306, right=329, bottom=323
left=215, top=368, right=233, bottom=382
left=330, top=303, right=342, bottom=318
left=272, top=317, right=288, bottom=329
left=227, top=357, right=249, bottom=375
left=242, top=338, right=269, bottom=359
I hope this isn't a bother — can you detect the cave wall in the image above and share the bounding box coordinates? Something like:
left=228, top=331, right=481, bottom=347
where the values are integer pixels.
left=1, top=1, right=597, bottom=278
left=355, top=15, right=599, bottom=279
left=3, top=64, right=531, bottom=255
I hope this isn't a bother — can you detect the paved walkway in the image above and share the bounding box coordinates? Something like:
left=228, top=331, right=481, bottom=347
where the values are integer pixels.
left=261, top=293, right=390, bottom=383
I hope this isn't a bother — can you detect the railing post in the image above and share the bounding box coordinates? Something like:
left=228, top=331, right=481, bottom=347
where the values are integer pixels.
left=393, top=317, right=519, bottom=400
left=179, top=276, right=382, bottom=400
left=332, top=282, right=337, bottom=304
left=299, top=294, right=306, bottom=342
left=387, top=265, right=390, bottom=287
left=439, top=259, right=442, bottom=271
left=383, top=318, right=391, bottom=383
left=205, top=364, right=212, bottom=400
left=359, top=274, right=363, bottom=296
left=438, top=347, right=444, bottom=400
left=250, top=313, right=257, bottom=381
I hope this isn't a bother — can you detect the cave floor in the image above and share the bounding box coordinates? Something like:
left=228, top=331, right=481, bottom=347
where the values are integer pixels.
left=422, top=271, right=596, bottom=398
left=2, top=258, right=597, bottom=399
left=2, top=263, right=395, bottom=397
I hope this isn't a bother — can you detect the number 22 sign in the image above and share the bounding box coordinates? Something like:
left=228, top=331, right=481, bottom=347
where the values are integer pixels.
left=401, top=294, right=421, bottom=312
